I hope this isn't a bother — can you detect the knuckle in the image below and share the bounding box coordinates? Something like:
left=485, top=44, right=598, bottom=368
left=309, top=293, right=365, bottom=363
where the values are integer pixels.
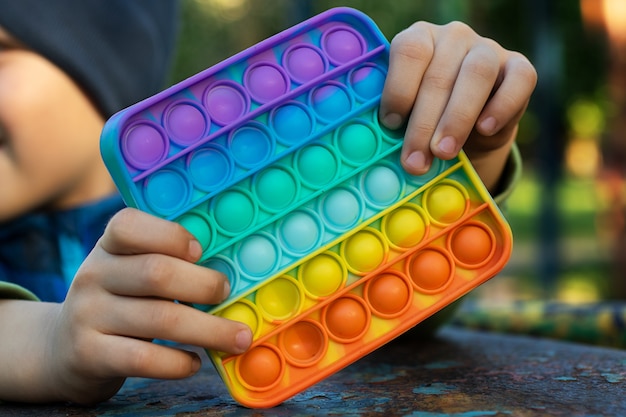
left=422, top=71, right=453, bottom=91
left=443, top=20, right=473, bottom=37
left=103, top=209, right=137, bottom=246
left=148, top=302, right=180, bottom=330
left=140, top=255, right=173, bottom=290
left=391, top=27, right=434, bottom=63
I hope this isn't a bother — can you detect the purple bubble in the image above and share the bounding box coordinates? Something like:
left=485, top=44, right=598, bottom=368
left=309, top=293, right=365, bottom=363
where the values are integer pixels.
left=203, top=82, right=249, bottom=126
left=244, top=63, right=290, bottom=104
left=322, top=27, right=365, bottom=65
left=163, top=101, right=209, bottom=146
left=283, top=44, right=327, bottom=84
left=121, top=122, right=169, bottom=170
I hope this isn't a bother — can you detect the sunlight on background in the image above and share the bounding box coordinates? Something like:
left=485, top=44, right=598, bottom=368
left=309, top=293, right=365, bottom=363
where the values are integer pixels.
left=193, top=0, right=249, bottom=20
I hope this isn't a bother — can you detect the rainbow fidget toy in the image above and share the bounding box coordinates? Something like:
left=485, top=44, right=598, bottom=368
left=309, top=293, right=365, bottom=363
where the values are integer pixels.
left=101, top=7, right=512, bottom=408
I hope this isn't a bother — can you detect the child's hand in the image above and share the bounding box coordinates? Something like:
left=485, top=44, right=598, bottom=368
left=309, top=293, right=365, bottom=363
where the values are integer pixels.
left=379, top=21, right=537, bottom=191
left=47, top=208, right=252, bottom=404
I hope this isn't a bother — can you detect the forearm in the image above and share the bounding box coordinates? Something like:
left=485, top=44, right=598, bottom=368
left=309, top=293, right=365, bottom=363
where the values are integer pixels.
left=0, top=300, right=62, bottom=403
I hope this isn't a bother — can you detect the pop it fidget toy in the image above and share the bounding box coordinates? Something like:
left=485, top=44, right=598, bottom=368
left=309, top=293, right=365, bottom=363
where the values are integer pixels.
left=101, top=7, right=512, bottom=408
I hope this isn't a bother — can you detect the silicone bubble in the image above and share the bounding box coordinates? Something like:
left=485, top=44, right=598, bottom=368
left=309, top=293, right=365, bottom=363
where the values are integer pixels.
left=219, top=299, right=261, bottom=338
left=121, top=121, right=168, bottom=170
left=186, top=145, right=232, bottom=192
left=321, top=26, right=365, bottom=65
left=228, top=123, right=273, bottom=168
left=202, top=256, right=238, bottom=293
left=295, top=144, right=338, bottom=188
left=177, top=211, right=213, bottom=251
left=203, top=81, right=249, bottom=126
left=298, top=252, right=346, bottom=299
left=335, top=122, right=379, bottom=165
left=283, top=44, right=327, bottom=84
left=407, top=248, right=454, bottom=294
left=349, top=64, right=386, bottom=101
left=382, top=204, right=428, bottom=249
left=212, top=189, right=256, bottom=235
left=143, top=168, right=191, bottom=216
left=320, top=187, right=363, bottom=231
left=322, top=295, right=371, bottom=343
left=309, top=82, right=352, bottom=122
left=423, top=180, right=468, bottom=225
left=448, top=221, right=496, bottom=268
left=163, top=100, right=208, bottom=146
left=362, top=164, right=403, bottom=208
left=253, top=166, right=299, bottom=212
left=278, top=319, right=328, bottom=367
left=365, top=272, right=412, bottom=318
left=244, top=62, right=290, bottom=104
left=256, top=276, right=303, bottom=321
left=270, top=102, right=314, bottom=145
left=236, top=344, right=285, bottom=392
left=341, top=228, right=387, bottom=274
left=236, top=233, right=280, bottom=279
left=278, top=210, right=322, bottom=255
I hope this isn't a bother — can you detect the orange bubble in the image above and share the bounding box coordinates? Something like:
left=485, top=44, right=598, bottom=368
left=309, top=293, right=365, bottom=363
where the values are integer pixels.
left=236, top=345, right=284, bottom=391
left=365, top=273, right=411, bottom=318
left=279, top=320, right=328, bottom=367
left=408, top=248, right=453, bottom=293
left=323, top=295, right=370, bottom=343
left=449, top=223, right=495, bottom=267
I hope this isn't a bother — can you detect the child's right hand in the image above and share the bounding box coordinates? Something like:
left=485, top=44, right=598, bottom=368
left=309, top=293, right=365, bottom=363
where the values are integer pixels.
left=0, top=208, right=252, bottom=405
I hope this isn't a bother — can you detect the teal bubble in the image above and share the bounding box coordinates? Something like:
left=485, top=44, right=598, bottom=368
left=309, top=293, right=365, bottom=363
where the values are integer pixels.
left=254, top=166, right=298, bottom=212
left=296, top=144, right=338, bottom=187
left=279, top=210, right=322, bottom=255
left=309, top=83, right=352, bottom=122
left=336, top=122, right=379, bottom=165
left=271, top=103, right=313, bottom=144
left=237, top=234, right=280, bottom=278
left=178, top=212, right=213, bottom=251
left=213, top=189, right=256, bottom=234
left=229, top=124, right=273, bottom=168
left=143, top=168, right=191, bottom=216
left=321, top=187, right=362, bottom=231
left=362, top=165, right=402, bottom=207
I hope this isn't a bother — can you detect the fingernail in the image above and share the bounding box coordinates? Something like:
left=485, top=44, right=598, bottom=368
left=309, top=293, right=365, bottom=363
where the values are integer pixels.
left=437, top=136, right=457, bottom=155
left=188, top=239, right=203, bottom=260
left=190, top=355, right=201, bottom=375
left=222, top=280, right=231, bottom=300
left=235, top=328, right=253, bottom=353
left=405, top=151, right=426, bottom=172
left=382, top=112, right=403, bottom=130
left=479, top=116, right=497, bottom=134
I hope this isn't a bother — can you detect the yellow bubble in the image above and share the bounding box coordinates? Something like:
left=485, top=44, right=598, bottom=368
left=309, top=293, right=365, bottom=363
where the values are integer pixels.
left=424, top=181, right=467, bottom=225
left=383, top=204, right=427, bottom=248
left=342, top=228, right=386, bottom=274
left=218, top=300, right=261, bottom=338
left=256, top=276, right=302, bottom=321
left=298, top=252, right=346, bottom=298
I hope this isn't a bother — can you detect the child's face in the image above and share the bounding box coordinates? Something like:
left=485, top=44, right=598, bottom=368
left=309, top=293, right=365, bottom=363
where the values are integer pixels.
left=0, top=27, right=115, bottom=222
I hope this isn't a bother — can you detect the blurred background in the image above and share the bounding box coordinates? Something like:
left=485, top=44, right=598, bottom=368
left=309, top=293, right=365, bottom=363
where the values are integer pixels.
left=169, top=0, right=625, bottom=309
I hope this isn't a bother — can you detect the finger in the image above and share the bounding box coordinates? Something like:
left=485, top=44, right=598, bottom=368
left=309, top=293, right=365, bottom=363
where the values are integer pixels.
left=477, top=52, right=538, bottom=136
left=401, top=29, right=471, bottom=174
left=429, top=42, right=500, bottom=160
left=379, top=22, right=434, bottom=130
left=99, top=208, right=201, bottom=263
left=94, top=334, right=203, bottom=380
left=102, top=297, right=252, bottom=354
left=94, top=252, right=230, bottom=305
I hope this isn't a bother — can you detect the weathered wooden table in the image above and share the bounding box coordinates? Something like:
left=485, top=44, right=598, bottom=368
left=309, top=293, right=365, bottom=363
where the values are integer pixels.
left=3, top=325, right=625, bottom=416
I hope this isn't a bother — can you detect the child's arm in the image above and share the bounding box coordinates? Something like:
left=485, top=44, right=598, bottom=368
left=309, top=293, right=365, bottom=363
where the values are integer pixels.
left=379, top=21, right=537, bottom=193
left=0, top=208, right=253, bottom=405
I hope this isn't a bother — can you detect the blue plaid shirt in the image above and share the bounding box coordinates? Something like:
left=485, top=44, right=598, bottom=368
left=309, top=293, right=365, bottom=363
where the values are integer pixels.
left=0, top=195, right=124, bottom=302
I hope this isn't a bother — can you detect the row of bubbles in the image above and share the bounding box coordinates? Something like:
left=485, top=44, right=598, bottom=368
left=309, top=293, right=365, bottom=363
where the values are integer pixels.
left=211, top=205, right=498, bottom=345
left=190, top=165, right=460, bottom=299
left=228, top=215, right=499, bottom=393
left=137, top=71, right=394, bottom=218
left=118, top=27, right=384, bottom=175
